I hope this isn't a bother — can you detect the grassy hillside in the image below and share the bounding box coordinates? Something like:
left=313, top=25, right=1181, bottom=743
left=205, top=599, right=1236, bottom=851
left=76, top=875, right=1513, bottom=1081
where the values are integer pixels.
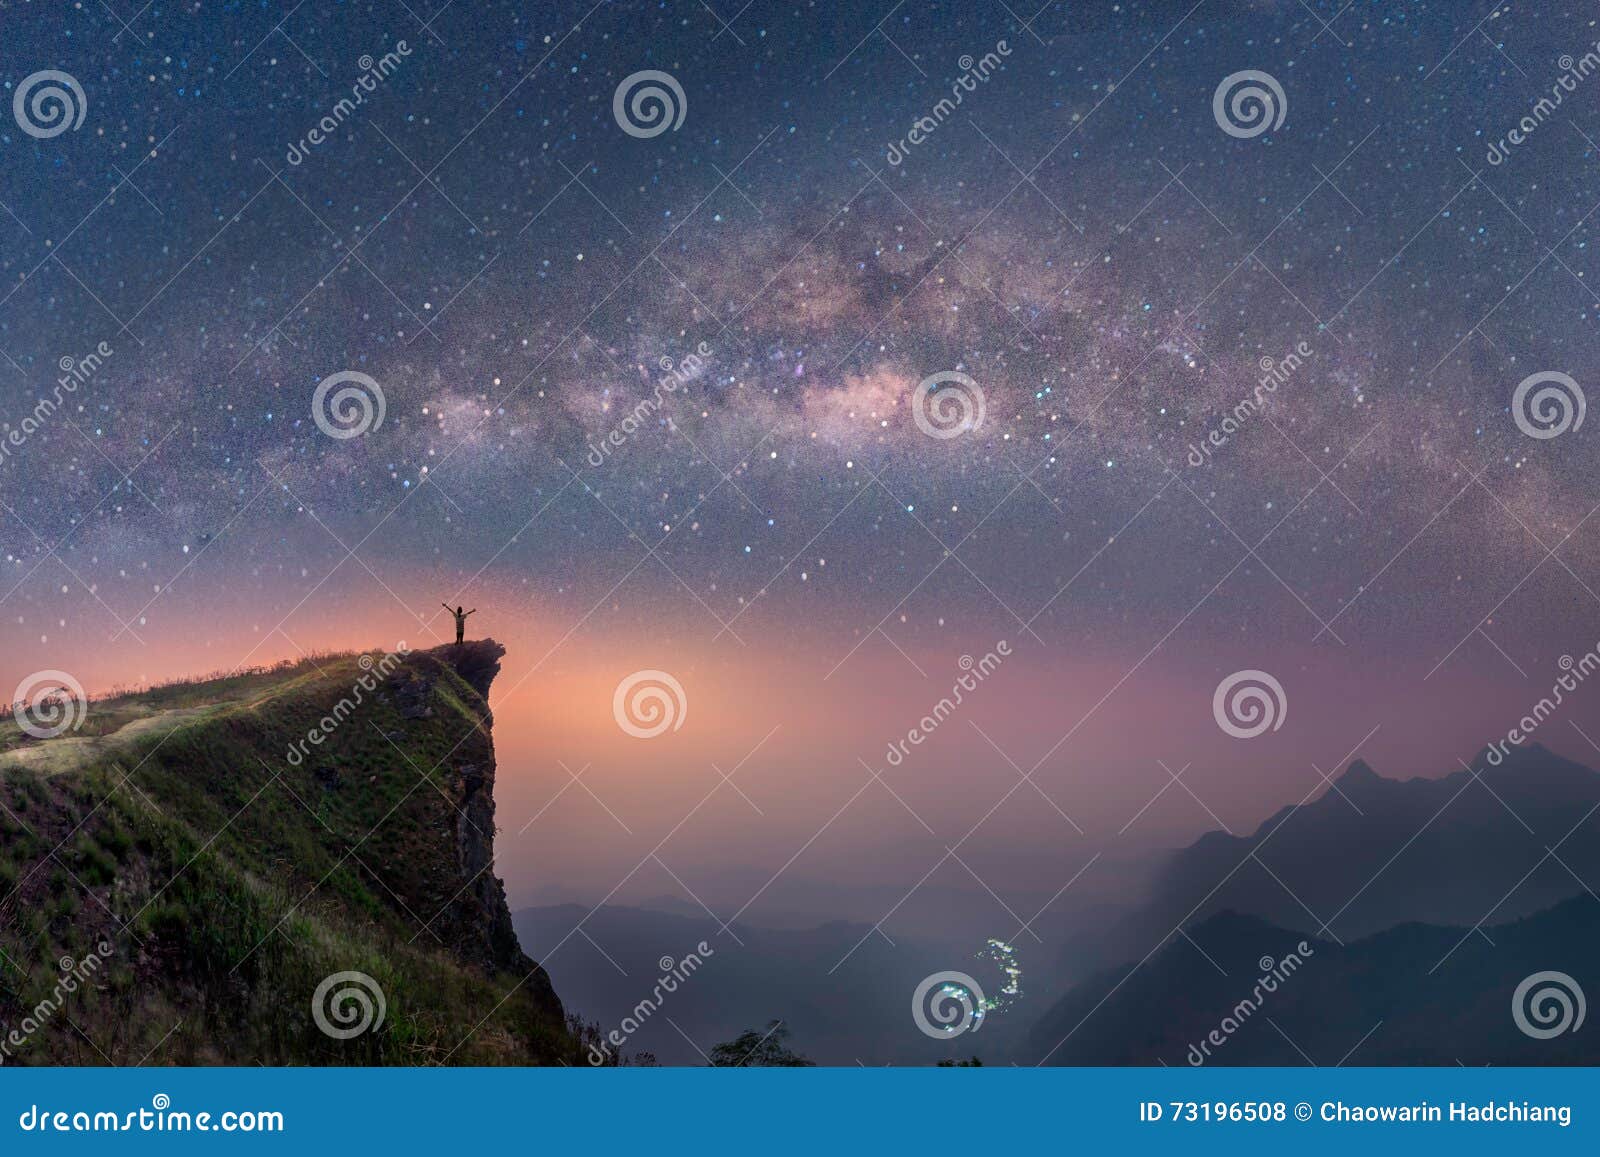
left=0, top=640, right=576, bottom=1065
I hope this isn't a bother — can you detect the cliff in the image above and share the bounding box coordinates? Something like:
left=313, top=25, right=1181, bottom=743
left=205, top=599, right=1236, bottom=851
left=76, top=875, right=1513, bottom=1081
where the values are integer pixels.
left=0, top=640, right=573, bottom=1065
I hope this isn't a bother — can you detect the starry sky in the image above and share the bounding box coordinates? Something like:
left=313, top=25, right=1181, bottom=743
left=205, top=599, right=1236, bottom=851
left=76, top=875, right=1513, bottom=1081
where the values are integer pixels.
left=3, top=0, right=1600, bottom=922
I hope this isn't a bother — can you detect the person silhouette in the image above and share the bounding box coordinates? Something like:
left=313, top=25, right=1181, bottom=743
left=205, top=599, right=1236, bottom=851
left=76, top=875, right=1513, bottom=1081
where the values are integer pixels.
left=442, top=603, right=476, bottom=645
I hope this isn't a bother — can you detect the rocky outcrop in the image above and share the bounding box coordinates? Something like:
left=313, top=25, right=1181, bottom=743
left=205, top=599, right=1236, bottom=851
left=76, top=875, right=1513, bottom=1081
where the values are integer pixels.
left=405, top=642, right=557, bottom=1002
left=442, top=639, right=505, bottom=704
left=391, top=642, right=557, bottom=994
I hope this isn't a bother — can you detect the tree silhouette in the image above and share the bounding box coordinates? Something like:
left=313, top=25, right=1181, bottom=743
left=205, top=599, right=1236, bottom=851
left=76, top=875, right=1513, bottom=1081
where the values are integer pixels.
left=707, top=1020, right=813, bottom=1067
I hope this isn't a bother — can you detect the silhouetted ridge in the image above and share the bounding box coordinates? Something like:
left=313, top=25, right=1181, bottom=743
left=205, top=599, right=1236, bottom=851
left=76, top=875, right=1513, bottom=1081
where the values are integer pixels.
left=1127, top=745, right=1600, bottom=945
left=1033, top=894, right=1599, bottom=1065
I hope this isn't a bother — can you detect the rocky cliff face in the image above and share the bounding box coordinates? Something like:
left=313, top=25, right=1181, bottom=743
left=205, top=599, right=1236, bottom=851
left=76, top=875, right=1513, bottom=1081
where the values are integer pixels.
left=0, top=640, right=570, bottom=1065
left=401, top=641, right=548, bottom=988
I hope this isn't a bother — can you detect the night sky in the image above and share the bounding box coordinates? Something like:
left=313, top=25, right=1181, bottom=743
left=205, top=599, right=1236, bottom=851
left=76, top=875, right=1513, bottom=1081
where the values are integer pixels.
left=3, top=1, right=1600, bottom=925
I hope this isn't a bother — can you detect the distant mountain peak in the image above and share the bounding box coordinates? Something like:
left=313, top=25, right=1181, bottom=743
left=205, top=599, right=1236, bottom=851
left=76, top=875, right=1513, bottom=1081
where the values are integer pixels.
left=1141, top=743, right=1600, bottom=949
left=1339, top=758, right=1380, bottom=784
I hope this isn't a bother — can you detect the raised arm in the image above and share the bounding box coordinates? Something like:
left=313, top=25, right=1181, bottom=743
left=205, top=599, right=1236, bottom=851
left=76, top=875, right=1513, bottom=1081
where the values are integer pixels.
left=465, top=609, right=477, bottom=616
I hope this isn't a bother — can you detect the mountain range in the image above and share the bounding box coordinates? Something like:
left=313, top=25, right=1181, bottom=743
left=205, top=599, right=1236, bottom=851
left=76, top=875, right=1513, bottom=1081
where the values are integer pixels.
left=1032, top=896, right=1597, bottom=1065
left=1030, top=743, right=1600, bottom=1065
left=1134, top=744, right=1600, bottom=946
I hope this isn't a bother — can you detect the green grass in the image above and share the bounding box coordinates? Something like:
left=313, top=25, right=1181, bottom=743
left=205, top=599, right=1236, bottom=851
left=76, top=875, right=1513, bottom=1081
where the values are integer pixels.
left=0, top=644, right=575, bottom=1066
